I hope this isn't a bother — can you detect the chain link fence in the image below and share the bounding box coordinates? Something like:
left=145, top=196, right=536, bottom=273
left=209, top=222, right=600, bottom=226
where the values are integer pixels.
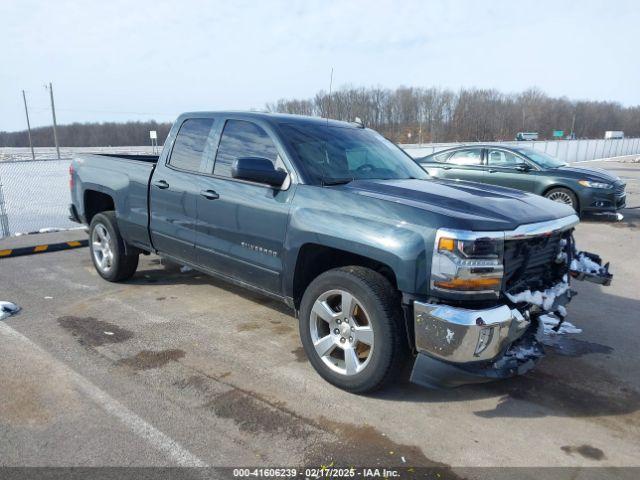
left=1, top=140, right=639, bottom=239
left=0, top=147, right=156, bottom=238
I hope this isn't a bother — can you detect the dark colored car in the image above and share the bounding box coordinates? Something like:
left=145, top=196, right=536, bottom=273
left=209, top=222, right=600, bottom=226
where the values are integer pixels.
left=418, top=145, right=626, bottom=215
left=69, top=112, right=612, bottom=392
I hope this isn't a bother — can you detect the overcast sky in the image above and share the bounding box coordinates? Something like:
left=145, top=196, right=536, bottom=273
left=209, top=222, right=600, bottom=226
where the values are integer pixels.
left=2, top=0, right=638, bottom=131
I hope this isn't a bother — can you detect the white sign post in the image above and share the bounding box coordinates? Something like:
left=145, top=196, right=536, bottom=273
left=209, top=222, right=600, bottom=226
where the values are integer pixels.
left=149, top=130, right=158, bottom=154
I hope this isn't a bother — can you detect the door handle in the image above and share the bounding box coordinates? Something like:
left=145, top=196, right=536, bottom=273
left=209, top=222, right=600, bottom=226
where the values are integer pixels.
left=153, top=179, right=170, bottom=189
left=488, top=169, right=497, bottom=173
left=200, top=189, right=219, bottom=200
left=442, top=166, right=452, bottom=170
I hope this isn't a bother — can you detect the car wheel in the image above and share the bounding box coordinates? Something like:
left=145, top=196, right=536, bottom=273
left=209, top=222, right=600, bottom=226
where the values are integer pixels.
left=298, top=266, right=405, bottom=393
left=545, top=187, right=578, bottom=211
left=89, top=211, right=139, bottom=282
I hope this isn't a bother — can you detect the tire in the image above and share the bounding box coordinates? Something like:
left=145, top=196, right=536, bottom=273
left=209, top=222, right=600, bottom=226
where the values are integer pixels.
left=545, top=187, right=578, bottom=211
left=89, top=211, right=139, bottom=282
left=298, top=266, right=405, bottom=393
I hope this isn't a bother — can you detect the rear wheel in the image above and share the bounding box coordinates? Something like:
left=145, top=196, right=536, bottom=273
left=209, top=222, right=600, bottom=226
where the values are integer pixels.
left=89, top=211, right=139, bottom=282
left=545, top=187, right=578, bottom=211
left=299, top=266, right=405, bottom=393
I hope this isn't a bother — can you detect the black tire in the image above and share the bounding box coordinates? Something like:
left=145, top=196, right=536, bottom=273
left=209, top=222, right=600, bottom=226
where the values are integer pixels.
left=299, top=266, right=405, bottom=393
left=89, top=211, right=139, bottom=282
left=545, top=187, right=579, bottom=212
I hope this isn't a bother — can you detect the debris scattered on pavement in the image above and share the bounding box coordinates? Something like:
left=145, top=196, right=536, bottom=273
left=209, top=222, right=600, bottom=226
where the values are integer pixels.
left=0, top=301, right=20, bottom=321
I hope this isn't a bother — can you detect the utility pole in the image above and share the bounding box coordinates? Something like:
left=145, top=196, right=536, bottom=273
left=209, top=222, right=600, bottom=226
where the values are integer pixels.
left=21, top=90, right=36, bottom=161
left=47, top=82, right=61, bottom=159
left=570, top=114, right=576, bottom=138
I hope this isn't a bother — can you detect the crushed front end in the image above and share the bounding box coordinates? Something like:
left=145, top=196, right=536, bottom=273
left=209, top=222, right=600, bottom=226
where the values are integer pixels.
left=410, top=214, right=613, bottom=389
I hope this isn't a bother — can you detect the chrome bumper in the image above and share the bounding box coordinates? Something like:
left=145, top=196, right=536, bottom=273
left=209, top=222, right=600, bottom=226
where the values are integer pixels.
left=414, top=301, right=530, bottom=363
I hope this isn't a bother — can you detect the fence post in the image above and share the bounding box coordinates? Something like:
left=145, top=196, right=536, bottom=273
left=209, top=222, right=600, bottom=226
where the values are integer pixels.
left=0, top=182, right=9, bottom=238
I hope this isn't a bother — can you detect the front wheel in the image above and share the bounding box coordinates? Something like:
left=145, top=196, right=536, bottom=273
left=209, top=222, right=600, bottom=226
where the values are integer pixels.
left=545, top=187, right=578, bottom=211
left=89, top=211, right=139, bottom=282
left=298, top=266, right=405, bottom=393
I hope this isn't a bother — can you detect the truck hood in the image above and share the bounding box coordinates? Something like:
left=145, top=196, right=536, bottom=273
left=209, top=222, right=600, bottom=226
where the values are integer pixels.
left=340, top=178, right=575, bottom=230
left=554, top=165, right=621, bottom=183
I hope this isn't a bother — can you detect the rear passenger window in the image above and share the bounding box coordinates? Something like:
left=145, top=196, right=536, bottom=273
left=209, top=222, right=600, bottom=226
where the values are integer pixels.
left=214, top=120, right=280, bottom=178
left=447, top=149, right=482, bottom=166
left=169, top=118, right=216, bottom=172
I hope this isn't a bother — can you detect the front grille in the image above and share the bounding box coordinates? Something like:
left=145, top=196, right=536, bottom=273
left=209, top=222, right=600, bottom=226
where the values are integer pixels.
left=614, top=182, right=626, bottom=196
left=503, top=232, right=569, bottom=294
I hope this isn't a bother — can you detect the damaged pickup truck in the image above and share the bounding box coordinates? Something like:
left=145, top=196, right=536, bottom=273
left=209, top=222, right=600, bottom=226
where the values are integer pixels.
left=69, top=111, right=613, bottom=392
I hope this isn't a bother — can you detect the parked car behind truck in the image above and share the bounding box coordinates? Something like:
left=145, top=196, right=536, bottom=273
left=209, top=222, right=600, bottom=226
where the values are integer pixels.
left=70, top=112, right=612, bottom=392
left=418, top=145, right=626, bottom=215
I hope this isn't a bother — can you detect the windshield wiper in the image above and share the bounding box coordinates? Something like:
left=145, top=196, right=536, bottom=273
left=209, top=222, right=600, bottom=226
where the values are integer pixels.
left=321, top=177, right=355, bottom=186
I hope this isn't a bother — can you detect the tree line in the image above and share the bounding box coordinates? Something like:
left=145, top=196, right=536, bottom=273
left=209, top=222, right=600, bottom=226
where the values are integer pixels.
left=266, top=86, right=640, bottom=143
left=0, top=120, right=172, bottom=148
left=2, top=86, right=639, bottom=147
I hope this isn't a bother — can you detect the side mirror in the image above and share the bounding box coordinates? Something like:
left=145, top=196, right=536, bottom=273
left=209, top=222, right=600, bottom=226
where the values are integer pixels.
left=515, top=164, right=532, bottom=172
left=231, top=157, right=288, bottom=187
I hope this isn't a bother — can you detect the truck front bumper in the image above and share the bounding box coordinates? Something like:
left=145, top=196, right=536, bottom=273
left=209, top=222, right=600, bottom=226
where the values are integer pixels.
left=410, top=301, right=540, bottom=388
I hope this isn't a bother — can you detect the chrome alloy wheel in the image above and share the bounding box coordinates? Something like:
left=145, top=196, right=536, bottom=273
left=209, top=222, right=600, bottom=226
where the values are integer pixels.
left=309, top=289, right=374, bottom=376
left=91, top=223, right=114, bottom=273
left=547, top=191, right=574, bottom=205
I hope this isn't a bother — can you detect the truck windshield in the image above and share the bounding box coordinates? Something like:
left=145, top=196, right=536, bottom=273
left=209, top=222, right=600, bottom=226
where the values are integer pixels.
left=279, top=123, right=428, bottom=184
left=514, top=148, right=567, bottom=168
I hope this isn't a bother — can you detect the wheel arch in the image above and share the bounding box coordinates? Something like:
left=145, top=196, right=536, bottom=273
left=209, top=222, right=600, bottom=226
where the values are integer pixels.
left=290, top=243, right=399, bottom=310
left=542, top=184, right=580, bottom=212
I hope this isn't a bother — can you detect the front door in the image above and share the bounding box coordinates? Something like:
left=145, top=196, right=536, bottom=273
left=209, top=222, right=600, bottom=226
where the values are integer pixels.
left=483, top=148, right=539, bottom=192
left=195, top=119, right=294, bottom=294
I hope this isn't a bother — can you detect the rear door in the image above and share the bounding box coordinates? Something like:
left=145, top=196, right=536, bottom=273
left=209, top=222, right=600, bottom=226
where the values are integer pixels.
left=194, top=118, right=295, bottom=294
left=483, top=148, right=539, bottom=192
left=149, top=118, right=217, bottom=263
left=436, top=148, right=485, bottom=182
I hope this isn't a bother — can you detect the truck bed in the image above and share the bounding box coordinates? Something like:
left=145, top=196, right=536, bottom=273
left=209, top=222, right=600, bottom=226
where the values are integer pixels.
left=96, top=154, right=159, bottom=163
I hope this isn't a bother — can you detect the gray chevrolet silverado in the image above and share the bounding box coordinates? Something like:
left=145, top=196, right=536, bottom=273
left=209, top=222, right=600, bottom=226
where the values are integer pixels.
left=69, top=112, right=612, bottom=392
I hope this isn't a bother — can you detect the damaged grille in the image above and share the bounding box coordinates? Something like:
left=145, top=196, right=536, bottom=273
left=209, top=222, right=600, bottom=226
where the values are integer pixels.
left=613, top=182, right=626, bottom=196
left=503, top=231, right=570, bottom=294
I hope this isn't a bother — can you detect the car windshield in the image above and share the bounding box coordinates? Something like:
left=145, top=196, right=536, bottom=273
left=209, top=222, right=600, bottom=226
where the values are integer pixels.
left=514, top=148, right=567, bottom=168
left=278, top=123, right=428, bottom=184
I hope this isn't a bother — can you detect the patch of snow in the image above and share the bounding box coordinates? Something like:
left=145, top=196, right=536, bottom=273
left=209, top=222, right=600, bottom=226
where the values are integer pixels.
left=506, top=280, right=569, bottom=311
left=570, top=253, right=604, bottom=275
left=445, top=328, right=454, bottom=344
left=539, top=314, right=582, bottom=335
left=0, top=301, right=20, bottom=321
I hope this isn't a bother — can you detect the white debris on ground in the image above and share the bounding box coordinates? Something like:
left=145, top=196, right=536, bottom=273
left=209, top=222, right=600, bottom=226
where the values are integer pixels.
left=180, top=265, right=193, bottom=273
left=539, top=314, right=582, bottom=335
left=506, top=276, right=569, bottom=311
left=506, top=343, right=543, bottom=360
left=570, top=253, right=604, bottom=274
left=0, top=301, right=20, bottom=321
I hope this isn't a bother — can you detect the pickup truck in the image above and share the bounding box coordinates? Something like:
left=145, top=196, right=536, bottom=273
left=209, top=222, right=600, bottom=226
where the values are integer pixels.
left=69, top=112, right=612, bottom=392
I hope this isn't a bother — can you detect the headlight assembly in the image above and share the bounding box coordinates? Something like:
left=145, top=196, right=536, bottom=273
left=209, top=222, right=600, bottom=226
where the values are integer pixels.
left=431, top=229, right=504, bottom=296
left=578, top=180, right=612, bottom=189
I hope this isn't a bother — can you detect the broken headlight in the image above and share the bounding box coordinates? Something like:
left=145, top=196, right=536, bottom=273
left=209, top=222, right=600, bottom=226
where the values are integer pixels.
left=431, top=229, right=504, bottom=296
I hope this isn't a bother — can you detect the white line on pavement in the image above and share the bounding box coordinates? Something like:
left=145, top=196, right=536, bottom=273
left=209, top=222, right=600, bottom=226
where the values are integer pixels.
left=0, top=321, right=208, bottom=467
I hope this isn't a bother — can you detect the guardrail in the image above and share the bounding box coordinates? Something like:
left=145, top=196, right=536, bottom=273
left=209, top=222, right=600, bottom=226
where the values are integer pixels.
left=401, top=137, right=640, bottom=162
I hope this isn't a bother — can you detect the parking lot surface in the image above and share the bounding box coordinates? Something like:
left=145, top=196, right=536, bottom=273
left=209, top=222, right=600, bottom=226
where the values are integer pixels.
left=1, top=159, right=639, bottom=473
